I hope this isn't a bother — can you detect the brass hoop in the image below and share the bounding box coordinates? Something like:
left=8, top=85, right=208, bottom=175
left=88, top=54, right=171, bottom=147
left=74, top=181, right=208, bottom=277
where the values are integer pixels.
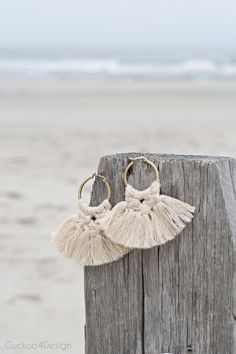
left=78, top=173, right=111, bottom=200
left=124, top=156, right=160, bottom=186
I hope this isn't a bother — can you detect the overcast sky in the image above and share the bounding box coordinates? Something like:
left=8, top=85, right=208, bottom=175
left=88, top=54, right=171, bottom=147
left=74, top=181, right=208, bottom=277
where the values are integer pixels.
left=0, top=0, right=235, bottom=51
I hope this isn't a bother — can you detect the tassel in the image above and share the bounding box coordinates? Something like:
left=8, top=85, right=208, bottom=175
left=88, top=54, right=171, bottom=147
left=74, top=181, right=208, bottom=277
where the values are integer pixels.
left=52, top=199, right=129, bottom=266
left=103, top=180, right=195, bottom=249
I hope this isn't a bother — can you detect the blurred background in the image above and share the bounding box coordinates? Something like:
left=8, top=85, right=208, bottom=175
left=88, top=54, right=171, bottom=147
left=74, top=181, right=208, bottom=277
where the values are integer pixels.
left=0, top=0, right=236, bottom=353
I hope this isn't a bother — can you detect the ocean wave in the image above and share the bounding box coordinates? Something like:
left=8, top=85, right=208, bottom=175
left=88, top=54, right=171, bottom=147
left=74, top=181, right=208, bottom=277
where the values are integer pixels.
left=0, top=58, right=236, bottom=79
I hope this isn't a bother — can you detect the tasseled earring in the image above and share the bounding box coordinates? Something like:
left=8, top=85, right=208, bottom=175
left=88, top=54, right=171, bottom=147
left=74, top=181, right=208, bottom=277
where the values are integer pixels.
left=103, top=156, right=195, bottom=249
left=51, top=173, right=129, bottom=266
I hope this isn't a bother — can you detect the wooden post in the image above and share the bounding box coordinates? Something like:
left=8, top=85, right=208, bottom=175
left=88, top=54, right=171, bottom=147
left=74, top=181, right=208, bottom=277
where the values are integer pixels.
left=84, top=153, right=236, bottom=354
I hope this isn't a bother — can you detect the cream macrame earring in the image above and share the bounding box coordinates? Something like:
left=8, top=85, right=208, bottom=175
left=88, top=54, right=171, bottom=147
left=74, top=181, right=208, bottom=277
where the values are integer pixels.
left=52, top=173, right=129, bottom=266
left=103, top=156, right=195, bottom=249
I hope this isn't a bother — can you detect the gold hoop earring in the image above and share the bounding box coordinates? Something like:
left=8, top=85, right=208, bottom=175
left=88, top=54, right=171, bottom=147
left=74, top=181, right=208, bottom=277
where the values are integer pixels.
left=52, top=173, right=129, bottom=266
left=78, top=173, right=111, bottom=201
left=124, top=156, right=159, bottom=186
left=103, top=156, right=195, bottom=249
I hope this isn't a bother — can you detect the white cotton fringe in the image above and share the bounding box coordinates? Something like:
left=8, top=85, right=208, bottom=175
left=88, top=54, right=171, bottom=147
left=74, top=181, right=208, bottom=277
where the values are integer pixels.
left=51, top=199, right=129, bottom=266
left=103, top=181, right=195, bottom=249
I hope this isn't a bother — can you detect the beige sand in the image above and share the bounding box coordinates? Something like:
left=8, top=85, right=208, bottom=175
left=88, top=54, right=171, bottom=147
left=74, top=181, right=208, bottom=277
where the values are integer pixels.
left=0, top=79, right=236, bottom=354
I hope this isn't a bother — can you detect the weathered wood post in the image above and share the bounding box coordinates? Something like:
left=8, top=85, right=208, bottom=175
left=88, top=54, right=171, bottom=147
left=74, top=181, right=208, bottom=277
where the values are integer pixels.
left=84, top=153, right=236, bottom=354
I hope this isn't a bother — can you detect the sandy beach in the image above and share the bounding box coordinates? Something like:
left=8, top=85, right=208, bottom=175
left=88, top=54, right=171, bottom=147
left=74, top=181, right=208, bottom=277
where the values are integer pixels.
left=0, top=79, right=236, bottom=354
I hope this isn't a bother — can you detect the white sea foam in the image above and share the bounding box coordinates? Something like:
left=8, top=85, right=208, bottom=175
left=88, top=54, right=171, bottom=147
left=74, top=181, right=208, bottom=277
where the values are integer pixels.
left=0, top=58, right=236, bottom=79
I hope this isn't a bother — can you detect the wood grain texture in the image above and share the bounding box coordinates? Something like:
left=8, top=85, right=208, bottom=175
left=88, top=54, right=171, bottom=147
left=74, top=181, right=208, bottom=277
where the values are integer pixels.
left=84, top=153, right=236, bottom=354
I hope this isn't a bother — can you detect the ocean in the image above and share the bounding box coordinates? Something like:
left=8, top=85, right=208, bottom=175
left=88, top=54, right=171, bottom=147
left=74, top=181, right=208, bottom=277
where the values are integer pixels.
left=0, top=47, right=236, bottom=80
